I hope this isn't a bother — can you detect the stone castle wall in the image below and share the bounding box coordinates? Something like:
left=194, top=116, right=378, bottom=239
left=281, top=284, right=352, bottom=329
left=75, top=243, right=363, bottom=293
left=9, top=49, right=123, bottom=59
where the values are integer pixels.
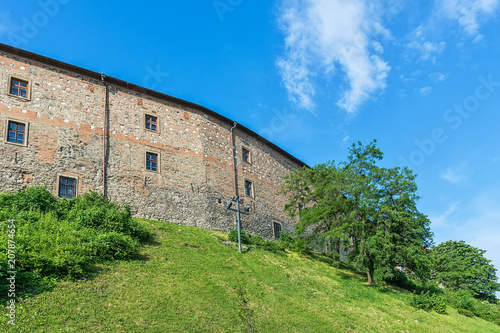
left=0, top=43, right=306, bottom=239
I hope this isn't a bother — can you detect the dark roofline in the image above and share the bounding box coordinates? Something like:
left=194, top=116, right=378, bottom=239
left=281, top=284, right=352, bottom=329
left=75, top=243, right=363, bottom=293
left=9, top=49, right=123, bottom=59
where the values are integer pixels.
left=0, top=42, right=309, bottom=169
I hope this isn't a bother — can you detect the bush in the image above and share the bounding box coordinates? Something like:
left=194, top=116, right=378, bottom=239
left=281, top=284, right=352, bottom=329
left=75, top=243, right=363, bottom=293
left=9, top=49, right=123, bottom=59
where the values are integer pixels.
left=229, top=229, right=250, bottom=245
left=93, top=232, right=139, bottom=261
left=410, top=291, right=447, bottom=314
left=0, top=187, right=151, bottom=301
left=0, top=186, right=57, bottom=213
left=457, top=308, right=475, bottom=317
left=64, top=192, right=150, bottom=242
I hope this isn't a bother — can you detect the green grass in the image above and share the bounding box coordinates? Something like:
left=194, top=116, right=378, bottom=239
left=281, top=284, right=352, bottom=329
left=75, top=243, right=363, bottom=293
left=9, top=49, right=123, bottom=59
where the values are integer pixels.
left=1, top=219, right=499, bottom=332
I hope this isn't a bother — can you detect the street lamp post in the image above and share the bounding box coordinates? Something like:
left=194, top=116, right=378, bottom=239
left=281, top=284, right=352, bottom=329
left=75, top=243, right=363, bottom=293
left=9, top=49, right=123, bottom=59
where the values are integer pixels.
left=226, top=195, right=250, bottom=253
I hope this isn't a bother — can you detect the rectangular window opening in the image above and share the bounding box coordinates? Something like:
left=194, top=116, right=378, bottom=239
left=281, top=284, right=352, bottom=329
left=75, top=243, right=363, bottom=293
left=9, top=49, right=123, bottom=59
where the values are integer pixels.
left=242, top=148, right=250, bottom=163
left=146, top=152, right=158, bottom=172
left=273, top=222, right=282, bottom=239
left=7, top=121, right=26, bottom=145
left=244, top=180, right=253, bottom=197
left=145, top=114, right=158, bottom=132
left=58, top=176, right=77, bottom=199
left=9, top=78, right=29, bottom=98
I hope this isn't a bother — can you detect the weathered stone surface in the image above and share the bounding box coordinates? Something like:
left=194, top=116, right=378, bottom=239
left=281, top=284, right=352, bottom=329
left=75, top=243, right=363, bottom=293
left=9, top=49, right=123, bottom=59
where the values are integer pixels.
left=0, top=45, right=305, bottom=239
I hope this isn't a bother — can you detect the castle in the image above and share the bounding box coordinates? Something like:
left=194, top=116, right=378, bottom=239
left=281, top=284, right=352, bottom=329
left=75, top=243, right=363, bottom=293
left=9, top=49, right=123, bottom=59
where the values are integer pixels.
left=0, top=43, right=306, bottom=239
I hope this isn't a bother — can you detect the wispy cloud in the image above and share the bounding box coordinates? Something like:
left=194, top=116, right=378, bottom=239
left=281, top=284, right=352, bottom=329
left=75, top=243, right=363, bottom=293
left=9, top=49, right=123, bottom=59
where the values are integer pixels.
left=419, top=86, right=433, bottom=96
left=277, top=0, right=391, bottom=113
left=440, top=164, right=467, bottom=183
left=438, top=0, right=499, bottom=42
left=406, top=25, right=447, bottom=62
left=430, top=201, right=461, bottom=227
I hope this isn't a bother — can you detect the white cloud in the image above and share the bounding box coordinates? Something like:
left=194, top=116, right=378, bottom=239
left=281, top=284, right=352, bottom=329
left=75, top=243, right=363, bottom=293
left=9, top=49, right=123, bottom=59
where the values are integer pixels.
left=429, top=72, right=447, bottom=82
left=439, top=0, right=499, bottom=41
left=419, top=86, right=433, bottom=96
left=430, top=201, right=461, bottom=227
left=440, top=164, right=467, bottom=183
left=406, top=26, right=447, bottom=62
left=277, top=0, right=391, bottom=113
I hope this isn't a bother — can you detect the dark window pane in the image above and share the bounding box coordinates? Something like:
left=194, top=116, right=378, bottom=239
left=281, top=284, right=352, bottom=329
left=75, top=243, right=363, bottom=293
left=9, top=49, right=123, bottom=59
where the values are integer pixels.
left=9, top=122, right=16, bottom=130
left=146, top=161, right=151, bottom=170
left=151, top=123, right=156, bottom=131
left=17, top=133, right=24, bottom=144
left=11, top=87, right=18, bottom=95
left=20, top=90, right=27, bottom=98
left=151, top=162, right=157, bottom=171
left=12, top=79, right=19, bottom=86
left=20, top=81, right=28, bottom=87
left=67, top=188, right=74, bottom=198
left=18, top=124, right=25, bottom=131
left=8, top=132, right=16, bottom=142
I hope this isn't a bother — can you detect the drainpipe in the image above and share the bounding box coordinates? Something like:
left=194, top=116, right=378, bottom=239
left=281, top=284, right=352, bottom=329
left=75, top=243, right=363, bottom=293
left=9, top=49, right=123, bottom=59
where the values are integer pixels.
left=101, top=73, right=108, bottom=198
left=230, top=121, right=238, bottom=197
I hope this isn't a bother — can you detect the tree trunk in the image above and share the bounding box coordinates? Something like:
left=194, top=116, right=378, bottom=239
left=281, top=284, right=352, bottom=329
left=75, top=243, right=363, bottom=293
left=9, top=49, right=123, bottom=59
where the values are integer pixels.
left=366, top=271, right=375, bottom=286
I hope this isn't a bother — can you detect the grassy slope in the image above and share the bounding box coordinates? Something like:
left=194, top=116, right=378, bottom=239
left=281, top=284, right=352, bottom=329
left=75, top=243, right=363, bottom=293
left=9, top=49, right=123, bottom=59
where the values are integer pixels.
left=1, top=219, right=498, bottom=333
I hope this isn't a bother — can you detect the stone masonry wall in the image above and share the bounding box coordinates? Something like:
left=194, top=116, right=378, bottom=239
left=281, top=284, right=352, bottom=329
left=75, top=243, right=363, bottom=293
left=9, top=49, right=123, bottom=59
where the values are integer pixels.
left=0, top=45, right=305, bottom=239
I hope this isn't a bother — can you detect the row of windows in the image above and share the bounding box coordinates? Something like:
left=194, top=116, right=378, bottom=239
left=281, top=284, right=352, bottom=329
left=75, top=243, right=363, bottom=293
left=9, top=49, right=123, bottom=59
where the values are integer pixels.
left=7, top=76, right=256, bottom=165
left=2, top=119, right=255, bottom=197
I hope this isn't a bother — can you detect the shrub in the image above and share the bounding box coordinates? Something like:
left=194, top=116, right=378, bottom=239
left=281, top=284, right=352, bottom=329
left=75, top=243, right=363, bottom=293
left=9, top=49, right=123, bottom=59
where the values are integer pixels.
left=0, top=187, right=151, bottom=301
left=93, top=232, right=139, bottom=261
left=65, top=192, right=150, bottom=242
left=410, top=291, right=447, bottom=314
left=0, top=186, right=57, bottom=213
left=457, top=308, right=475, bottom=317
left=229, top=229, right=250, bottom=245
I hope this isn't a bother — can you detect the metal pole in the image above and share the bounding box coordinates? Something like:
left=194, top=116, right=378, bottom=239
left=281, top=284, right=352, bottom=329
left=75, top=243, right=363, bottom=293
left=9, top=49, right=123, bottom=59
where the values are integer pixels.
left=236, top=196, right=242, bottom=253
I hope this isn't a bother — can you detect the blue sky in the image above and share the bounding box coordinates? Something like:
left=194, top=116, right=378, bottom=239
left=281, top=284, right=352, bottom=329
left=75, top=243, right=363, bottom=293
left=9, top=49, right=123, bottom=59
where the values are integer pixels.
left=1, top=0, right=499, bottom=284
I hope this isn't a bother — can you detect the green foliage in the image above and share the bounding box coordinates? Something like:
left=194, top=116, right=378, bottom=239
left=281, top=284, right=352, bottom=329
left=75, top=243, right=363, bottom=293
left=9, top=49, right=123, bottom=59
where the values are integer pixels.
left=63, top=192, right=150, bottom=242
left=281, top=140, right=433, bottom=285
left=410, top=291, right=447, bottom=314
left=228, top=229, right=250, bottom=245
left=93, top=232, right=139, bottom=260
left=432, top=240, right=500, bottom=302
left=0, top=186, right=57, bottom=213
left=0, top=187, right=151, bottom=302
left=446, top=290, right=500, bottom=325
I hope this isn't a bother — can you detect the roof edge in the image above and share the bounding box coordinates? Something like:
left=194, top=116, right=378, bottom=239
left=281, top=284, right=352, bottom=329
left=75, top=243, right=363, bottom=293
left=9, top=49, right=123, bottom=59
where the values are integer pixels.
left=0, top=42, right=309, bottom=168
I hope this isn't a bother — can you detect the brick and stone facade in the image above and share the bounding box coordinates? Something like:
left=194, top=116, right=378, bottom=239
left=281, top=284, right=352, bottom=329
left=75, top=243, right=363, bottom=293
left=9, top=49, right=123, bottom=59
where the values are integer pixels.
left=0, top=43, right=307, bottom=239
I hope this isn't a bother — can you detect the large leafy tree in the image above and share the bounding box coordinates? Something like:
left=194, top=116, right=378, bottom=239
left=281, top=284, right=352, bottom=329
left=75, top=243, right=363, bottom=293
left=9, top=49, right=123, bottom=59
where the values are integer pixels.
left=432, top=240, right=500, bottom=302
left=281, top=141, right=433, bottom=285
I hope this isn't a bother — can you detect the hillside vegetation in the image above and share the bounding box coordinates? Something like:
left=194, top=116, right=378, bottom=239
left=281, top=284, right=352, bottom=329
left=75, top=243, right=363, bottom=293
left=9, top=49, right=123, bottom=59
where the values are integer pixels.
left=1, top=218, right=498, bottom=333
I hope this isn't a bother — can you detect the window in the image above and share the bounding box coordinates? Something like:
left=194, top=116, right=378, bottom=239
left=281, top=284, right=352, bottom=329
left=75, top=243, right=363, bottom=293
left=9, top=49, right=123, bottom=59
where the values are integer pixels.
left=273, top=222, right=282, bottom=239
left=8, top=77, right=30, bottom=99
left=7, top=121, right=26, bottom=145
left=58, top=176, right=77, bottom=198
left=242, top=148, right=251, bottom=163
left=146, top=152, right=159, bottom=172
left=244, top=180, right=253, bottom=197
left=145, top=114, right=158, bottom=132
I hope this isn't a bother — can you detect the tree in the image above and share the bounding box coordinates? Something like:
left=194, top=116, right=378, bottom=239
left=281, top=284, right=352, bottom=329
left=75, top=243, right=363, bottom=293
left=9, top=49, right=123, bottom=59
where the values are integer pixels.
left=432, top=240, right=500, bottom=302
left=281, top=141, right=433, bottom=285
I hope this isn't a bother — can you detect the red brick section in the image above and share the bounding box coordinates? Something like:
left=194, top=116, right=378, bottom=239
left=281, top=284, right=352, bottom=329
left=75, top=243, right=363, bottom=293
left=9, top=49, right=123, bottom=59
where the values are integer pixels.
left=0, top=43, right=307, bottom=238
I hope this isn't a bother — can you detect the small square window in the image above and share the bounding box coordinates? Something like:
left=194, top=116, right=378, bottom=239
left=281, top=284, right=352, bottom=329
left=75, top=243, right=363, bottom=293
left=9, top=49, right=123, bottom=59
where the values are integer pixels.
left=58, top=176, right=77, bottom=198
left=273, top=222, right=282, bottom=239
left=4, top=119, right=29, bottom=146
left=8, top=76, right=30, bottom=99
left=145, top=114, right=158, bottom=132
left=146, top=152, right=159, bottom=172
left=244, top=180, right=253, bottom=197
left=242, top=148, right=251, bottom=163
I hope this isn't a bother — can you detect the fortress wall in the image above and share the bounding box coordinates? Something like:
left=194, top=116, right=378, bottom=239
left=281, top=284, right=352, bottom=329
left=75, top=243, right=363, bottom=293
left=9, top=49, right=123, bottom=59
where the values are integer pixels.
left=0, top=44, right=304, bottom=238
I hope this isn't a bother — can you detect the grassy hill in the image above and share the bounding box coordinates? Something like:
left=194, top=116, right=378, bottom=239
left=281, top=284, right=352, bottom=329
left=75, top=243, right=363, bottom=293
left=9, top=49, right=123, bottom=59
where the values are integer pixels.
left=1, top=219, right=499, bottom=332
